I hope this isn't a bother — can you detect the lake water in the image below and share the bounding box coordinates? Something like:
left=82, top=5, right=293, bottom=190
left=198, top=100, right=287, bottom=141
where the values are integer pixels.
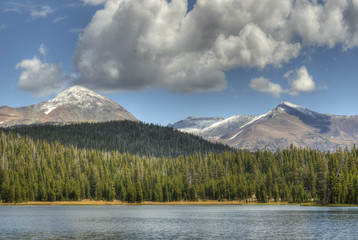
left=0, top=205, right=358, bottom=239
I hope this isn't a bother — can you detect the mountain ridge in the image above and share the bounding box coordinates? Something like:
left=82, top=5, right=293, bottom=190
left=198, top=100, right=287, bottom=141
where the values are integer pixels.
left=170, top=101, right=358, bottom=151
left=0, top=85, right=138, bottom=127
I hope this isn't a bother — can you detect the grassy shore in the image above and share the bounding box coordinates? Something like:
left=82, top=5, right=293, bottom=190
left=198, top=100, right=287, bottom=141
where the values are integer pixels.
left=1, top=200, right=357, bottom=207
left=0, top=200, right=292, bottom=206
left=300, top=203, right=358, bottom=207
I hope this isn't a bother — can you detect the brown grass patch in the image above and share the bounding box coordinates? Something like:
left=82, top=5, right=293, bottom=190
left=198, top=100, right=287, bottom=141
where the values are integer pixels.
left=0, top=200, right=296, bottom=206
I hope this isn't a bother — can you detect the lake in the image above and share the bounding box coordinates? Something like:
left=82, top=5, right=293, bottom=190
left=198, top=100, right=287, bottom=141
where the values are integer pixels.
left=0, top=205, right=357, bottom=239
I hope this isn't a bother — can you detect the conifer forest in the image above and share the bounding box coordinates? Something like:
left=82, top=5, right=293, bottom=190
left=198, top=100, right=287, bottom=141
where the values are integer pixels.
left=1, top=121, right=358, bottom=205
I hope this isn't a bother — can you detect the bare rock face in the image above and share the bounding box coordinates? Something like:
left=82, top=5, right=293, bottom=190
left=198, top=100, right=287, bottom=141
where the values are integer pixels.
left=0, top=86, right=138, bottom=127
left=170, top=102, right=358, bottom=151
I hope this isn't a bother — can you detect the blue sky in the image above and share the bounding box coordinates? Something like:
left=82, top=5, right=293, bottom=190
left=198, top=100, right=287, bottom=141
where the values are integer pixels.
left=1, top=0, right=358, bottom=125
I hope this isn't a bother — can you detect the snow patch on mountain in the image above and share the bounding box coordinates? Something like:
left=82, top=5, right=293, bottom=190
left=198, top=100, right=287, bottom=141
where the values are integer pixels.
left=239, top=112, right=269, bottom=130
left=170, top=115, right=254, bottom=140
left=229, top=130, right=242, bottom=140
left=169, top=116, right=224, bottom=131
left=39, top=85, right=117, bottom=115
left=205, top=115, right=249, bottom=130
left=281, top=101, right=301, bottom=108
left=176, top=128, right=202, bottom=135
left=279, top=101, right=316, bottom=118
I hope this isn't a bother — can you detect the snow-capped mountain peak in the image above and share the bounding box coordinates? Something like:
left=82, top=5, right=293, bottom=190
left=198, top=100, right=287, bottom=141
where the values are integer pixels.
left=277, top=101, right=317, bottom=118
left=0, top=85, right=138, bottom=127
left=39, top=85, right=120, bottom=115
left=168, top=101, right=358, bottom=152
left=280, top=101, right=302, bottom=109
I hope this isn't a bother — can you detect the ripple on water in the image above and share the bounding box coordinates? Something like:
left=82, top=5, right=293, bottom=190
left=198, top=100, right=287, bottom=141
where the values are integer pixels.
left=1, top=205, right=358, bottom=239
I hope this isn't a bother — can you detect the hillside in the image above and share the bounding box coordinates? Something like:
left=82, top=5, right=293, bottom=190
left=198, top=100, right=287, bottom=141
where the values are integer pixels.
left=1, top=120, right=232, bottom=157
left=1, top=129, right=358, bottom=205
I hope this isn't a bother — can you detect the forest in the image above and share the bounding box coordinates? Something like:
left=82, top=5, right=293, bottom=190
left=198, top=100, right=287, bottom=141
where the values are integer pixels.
left=3, top=121, right=231, bottom=157
left=1, top=127, right=358, bottom=204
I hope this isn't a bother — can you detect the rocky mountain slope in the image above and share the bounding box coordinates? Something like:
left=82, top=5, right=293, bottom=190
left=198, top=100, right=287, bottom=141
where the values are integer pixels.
left=170, top=102, right=358, bottom=151
left=168, top=117, right=225, bottom=134
left=0, top=85, right=138, bottom=127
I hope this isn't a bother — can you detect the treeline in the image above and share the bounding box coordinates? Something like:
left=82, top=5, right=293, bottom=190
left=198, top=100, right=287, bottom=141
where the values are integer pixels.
left=3, top=121, right=231, bottom=157
left=1, top=131, right=358, bottom=204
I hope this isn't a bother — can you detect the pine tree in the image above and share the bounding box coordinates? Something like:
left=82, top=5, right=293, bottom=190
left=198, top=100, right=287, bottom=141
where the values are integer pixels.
left=136, top=182, right=143, bottom=203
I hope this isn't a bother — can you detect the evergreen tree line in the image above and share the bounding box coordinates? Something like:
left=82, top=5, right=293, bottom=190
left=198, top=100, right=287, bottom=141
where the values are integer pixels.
left=1, top=130, right=358, bottom=204
left=3, top=121, right=231, bottom=158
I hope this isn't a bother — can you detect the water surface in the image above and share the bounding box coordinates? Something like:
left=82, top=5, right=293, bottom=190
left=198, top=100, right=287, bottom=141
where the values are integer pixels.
left=0, top=205, right=357, bottom=239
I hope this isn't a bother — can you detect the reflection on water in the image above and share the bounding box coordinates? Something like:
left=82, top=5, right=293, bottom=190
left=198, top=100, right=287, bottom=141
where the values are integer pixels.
left=1, top=205, right=358, bottom=239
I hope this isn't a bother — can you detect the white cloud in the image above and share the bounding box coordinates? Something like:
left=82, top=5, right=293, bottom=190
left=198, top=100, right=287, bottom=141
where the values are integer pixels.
left=31, top=6, right=54, bottom=19
left=4, top=3, right=54, bottom=19
left=71, top=0, right=358, bottom=93
left=250, top=77, right=283, bottom=98
left=53, top=16, right=66, bottom=23
left=285, top=66, right=316, bottom=96
left=3, top=2, right=28, bottom=14
left=250, top=66, right=317, bottom=97
left=16, top=56, right=67, bottom=97
left=72, top=0, right=300, bottom=92
left=286, top=1, right=346, bottom=48
left=343, top=0, right=358, bottom=48
left=81, top=0, right=108, bottom=5
left=39, top=44, right=47, bottom=56
left=212, top=23, right=300, bottom=69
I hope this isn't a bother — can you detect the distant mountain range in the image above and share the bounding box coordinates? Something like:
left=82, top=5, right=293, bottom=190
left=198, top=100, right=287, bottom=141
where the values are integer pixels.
left=170, top=102, right=358, bottom=151
left=0, top=85, right=137, bottom=127
left=2, top=86, right=357, bottom=151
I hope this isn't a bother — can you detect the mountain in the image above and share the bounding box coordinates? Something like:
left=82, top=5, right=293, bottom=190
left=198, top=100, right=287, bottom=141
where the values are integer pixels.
left=170, top=102, right=358, bottom=151
left=168, top=116, right=225, bottom=134
left=0, top=85, right=137, bottom=127
left=227, top=101, right=358, bottom=151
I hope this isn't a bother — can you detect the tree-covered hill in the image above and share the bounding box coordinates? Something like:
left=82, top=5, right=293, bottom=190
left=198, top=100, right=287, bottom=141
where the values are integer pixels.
left=1, top=130, right=358, bottom=204
left=1, top=121, right=232, bottom=157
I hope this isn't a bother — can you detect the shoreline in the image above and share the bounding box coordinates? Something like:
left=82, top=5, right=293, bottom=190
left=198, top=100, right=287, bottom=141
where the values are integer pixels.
left=0, top=200, right=288, bottom=206
left=1, top=200, right=357, bottom=207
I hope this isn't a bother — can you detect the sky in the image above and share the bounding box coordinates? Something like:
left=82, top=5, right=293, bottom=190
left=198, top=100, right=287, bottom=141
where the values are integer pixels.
left=1, top=0, right=358, bottom=126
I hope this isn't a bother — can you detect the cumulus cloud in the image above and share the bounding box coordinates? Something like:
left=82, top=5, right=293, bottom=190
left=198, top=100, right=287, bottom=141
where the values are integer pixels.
left=31, top=6, right=54, bottom=19
left=343, top=0, right=358, bottom=48
left=250, top=77, right=283, bottom=98
left=72, top=0, right=300, bottom=92
left=285, top=66, right=316, bottom=96
left=39, top=44, right=47, bottom=56
left=16, top=55, right=67, bottom=97
left=71, top=0, right=358, bottom=93
left=250, top=66, right=316, bottom=97
left=286, top=1, right=345, bottom=47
